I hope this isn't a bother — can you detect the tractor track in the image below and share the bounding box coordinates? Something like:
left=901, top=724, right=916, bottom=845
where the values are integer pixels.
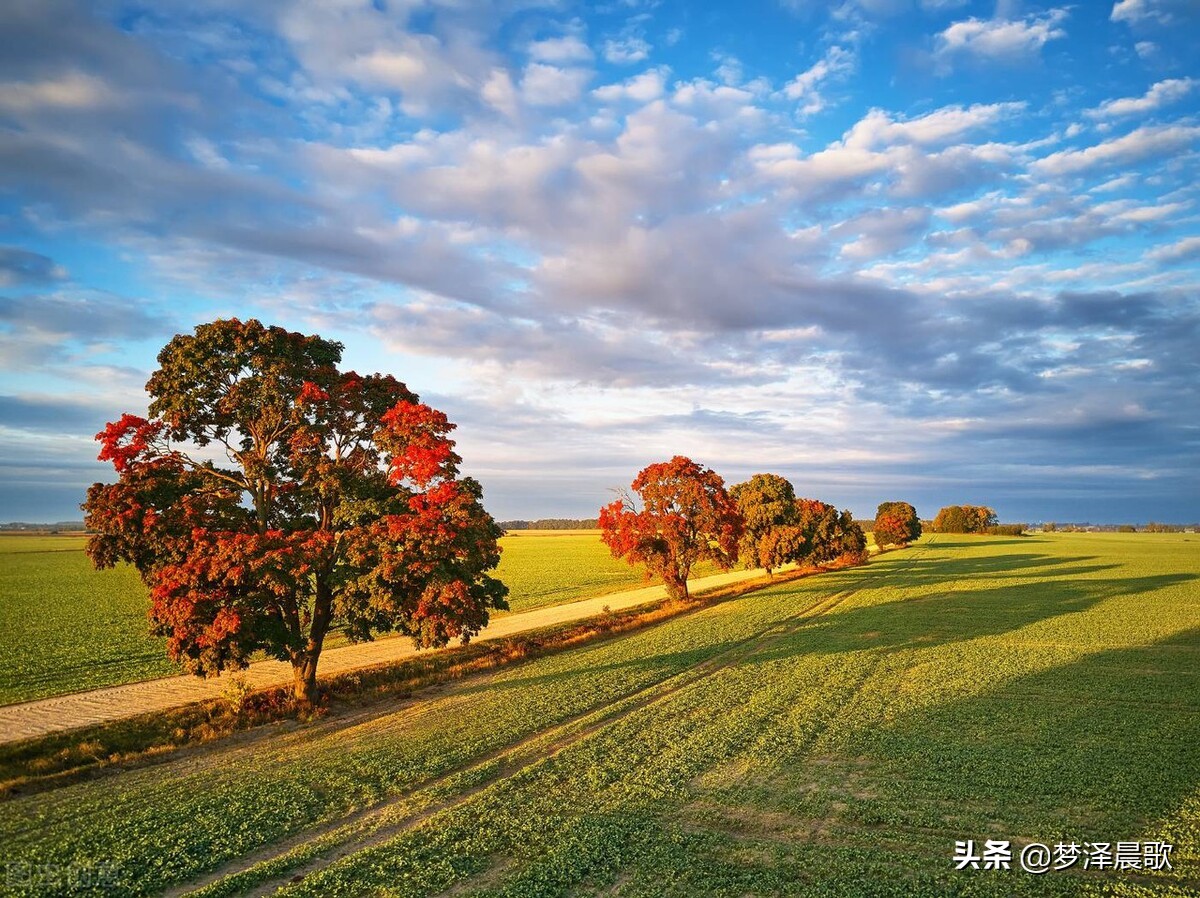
left=173, top=548, right=930, bottom=897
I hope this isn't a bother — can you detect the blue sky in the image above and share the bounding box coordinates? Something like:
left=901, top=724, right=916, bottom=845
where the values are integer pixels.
left=1, top=0, right=1198, bottom=524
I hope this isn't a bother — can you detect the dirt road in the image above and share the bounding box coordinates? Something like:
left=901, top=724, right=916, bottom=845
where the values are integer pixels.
left=0, top=565, right=779, bottom=745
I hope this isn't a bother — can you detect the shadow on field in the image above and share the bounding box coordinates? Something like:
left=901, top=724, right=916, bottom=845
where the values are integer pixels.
left=868, top=548, right=1117, bottom=584
left=832, top=624, right=1200, bottom=842
left=743, top=571, right=1195, bottom=662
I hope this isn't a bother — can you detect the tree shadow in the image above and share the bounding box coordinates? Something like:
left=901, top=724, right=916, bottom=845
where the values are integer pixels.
left=744, top=571, right=1196, bottom=663
left=868, top=548, right=1116, bottom=583
left=824, top=625, right=1200, bottom=845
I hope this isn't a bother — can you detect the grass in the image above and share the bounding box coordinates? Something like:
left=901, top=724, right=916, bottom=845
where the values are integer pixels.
left=491, top=530, right=649, bottom=614
left=0, top=535, right=177, bottom=704
left=1, top=533, right=1197, bottom=896
left=0, top=530, right=697, bottom=705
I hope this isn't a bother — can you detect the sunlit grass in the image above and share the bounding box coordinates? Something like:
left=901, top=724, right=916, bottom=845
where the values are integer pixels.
left=2, top=533, right=1196, bottom=896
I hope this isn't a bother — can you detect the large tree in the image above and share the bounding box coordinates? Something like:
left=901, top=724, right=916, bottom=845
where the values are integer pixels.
left=83, top=319, right=507, bottom=704
left=599, top=456, right=741, bottom=600
left=873, top=501, right=922, bottom=548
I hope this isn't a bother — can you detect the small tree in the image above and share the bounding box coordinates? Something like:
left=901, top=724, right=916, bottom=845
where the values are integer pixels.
left=83, top=319, right=507, bottom=705
left=873, top=501, right=921, bottom=547
left=800, top=501, right=868, bottom=565
left=599, top=456, right=741, bottom=600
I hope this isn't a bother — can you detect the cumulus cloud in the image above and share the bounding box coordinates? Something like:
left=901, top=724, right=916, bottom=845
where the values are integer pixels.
left=843, top=102, right=1025, bottom=149
left=1146, top=235, right=1200, bottom=264
left=520, top=63, right=592, bottom=106
left=1111, top=0, right=1188, bottom=25
left=603, top=37, right=651, bottom=64
left=935, top=9, right=1068, bottom=68
left=1, top=0, right=1197, bottom=521
left=1032, top=124, right=1200, bottom=176
left=528, top=35, right=593, bottom=63
left=1086, top=78, right=1196, bottom=118
left=593, top=68, right=668, bottom=103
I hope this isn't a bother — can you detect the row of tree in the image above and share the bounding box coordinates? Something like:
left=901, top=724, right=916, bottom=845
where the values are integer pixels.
left=81, top=319, right=927, bottom=706
left=596, top=457, right=921, bottom=601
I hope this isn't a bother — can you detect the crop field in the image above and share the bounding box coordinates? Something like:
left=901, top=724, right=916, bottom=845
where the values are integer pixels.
left=0, top=536, right=177, bottom=705
left=2, top=532, right=1196, bottom=896
left=490, top=531, right=649, bottom=614
left=0, top=531, right=670, bottom=705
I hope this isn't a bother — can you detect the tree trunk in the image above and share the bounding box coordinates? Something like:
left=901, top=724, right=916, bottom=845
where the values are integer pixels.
left=666, top=575, right=689, bottom=601
left=292, top=655, right=319, bottom=706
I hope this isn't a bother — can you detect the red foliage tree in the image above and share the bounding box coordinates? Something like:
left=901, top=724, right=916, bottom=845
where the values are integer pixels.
left=83, top=319, right=507, bottom=705
left=599, top=456, right=742, bottom=600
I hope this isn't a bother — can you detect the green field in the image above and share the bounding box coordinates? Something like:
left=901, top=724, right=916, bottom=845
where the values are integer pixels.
left=0, top=531, right=662, bottom=705
left=0, top=536, right=178, bottom=705
left=490, top=530, right=651, bottom=613
left=2, top=533, right=1197, bottom=896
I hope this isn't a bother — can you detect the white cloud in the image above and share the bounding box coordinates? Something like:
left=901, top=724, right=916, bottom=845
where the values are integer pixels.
left=1146, top=235, right=1200, bottom=263
left=521, top=63, right=592, bottom=107
left=935, top=9, right=1068, bottom=67
left=1092, top=174, right=1137, bottom=192
left=1032, top=124, right=1200, bottom=176
left=843, top=102, right=1025, bottom=149
left=1086, top=78, right=1196, bottom=118
left=1134, top=41, right=1159, bottom=60
left=1111, top=0, right=1183, bottom=25
left=603, top=37, right=651, bottom=64
left=782, top=45, right=855, bottom=116
left=593, top=69, right=668, bottom=103
left=528, top=35, right=593, bottom=63
left=0, top=72, right=116, bottom=111
left=481, top=67, right=519, bottom=118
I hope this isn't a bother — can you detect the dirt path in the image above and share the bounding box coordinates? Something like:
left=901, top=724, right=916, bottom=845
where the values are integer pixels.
left=0, top=565, right=781, bottom=745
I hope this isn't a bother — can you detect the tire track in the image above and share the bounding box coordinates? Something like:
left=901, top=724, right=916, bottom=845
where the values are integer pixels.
left=178, top=548, right=931, bottom=897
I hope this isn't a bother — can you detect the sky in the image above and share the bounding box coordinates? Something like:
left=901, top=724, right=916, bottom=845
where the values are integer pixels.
left=1, top=0, right=1198, bottom=525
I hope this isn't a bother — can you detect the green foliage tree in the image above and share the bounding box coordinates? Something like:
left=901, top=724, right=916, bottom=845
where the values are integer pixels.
left=730, top=474, right=867, bottom=572
left=730, top=473, right=800, bottom=573
left=873, top=501, right=921, bottom=547
left=932, top=505, right=998, bottom=534
left=82, top=319, right=507, bottom=705
left=599, top=456, right=741, bottom=600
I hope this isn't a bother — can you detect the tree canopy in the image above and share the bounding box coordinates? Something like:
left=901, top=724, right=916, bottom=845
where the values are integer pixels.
left=932, top=505, right=998, bottom=534
left=598, top=456, right=741, bottom=600
left=83, top=318, right=507, bottom=704
left=873, top=501, right=921, bottom=548
left=730, top=474, right=867, bottom=573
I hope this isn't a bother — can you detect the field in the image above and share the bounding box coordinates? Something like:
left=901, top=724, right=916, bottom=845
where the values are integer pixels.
left=0, top=536, right=177, bottom=705
left=1, top=532, right=1196, bottom=896
left=0, top=531, right=664, bottom=705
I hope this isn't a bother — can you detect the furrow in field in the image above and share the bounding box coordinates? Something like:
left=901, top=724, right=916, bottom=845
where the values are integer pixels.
left=176, top=574, right=887, bottom=898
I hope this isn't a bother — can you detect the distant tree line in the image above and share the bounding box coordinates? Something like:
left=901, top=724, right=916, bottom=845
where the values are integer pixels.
left=1042, top=522, right=1194, bottom=533
left=500, top=518, right=600, bottom=530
